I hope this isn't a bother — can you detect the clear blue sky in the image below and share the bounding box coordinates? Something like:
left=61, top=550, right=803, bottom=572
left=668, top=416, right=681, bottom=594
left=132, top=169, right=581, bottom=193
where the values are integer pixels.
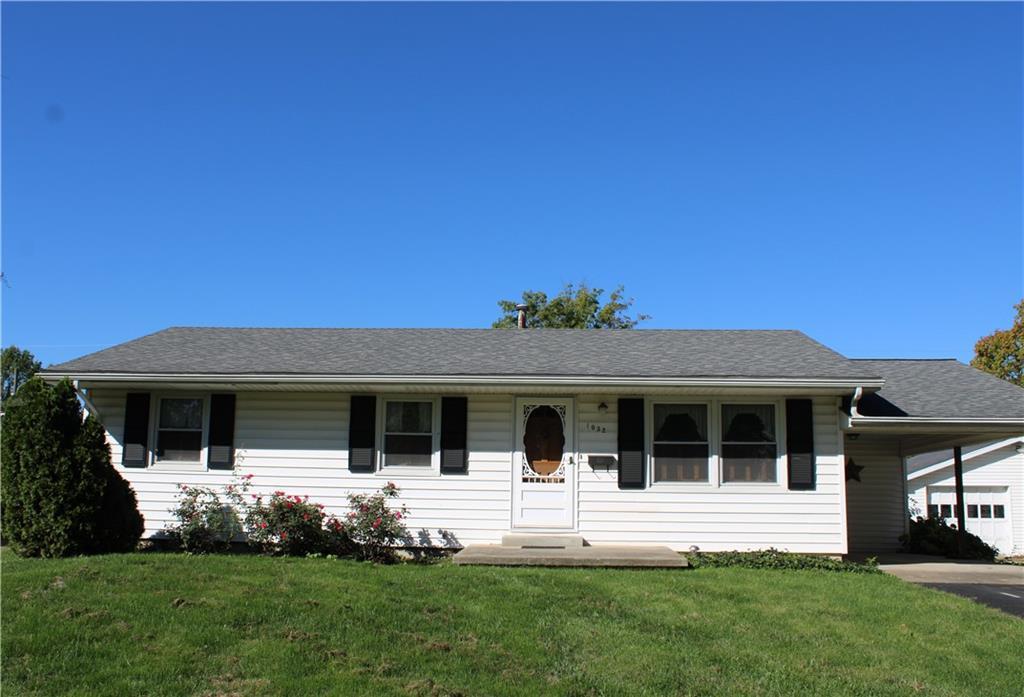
left=3, top=2, right=1021, bottom=368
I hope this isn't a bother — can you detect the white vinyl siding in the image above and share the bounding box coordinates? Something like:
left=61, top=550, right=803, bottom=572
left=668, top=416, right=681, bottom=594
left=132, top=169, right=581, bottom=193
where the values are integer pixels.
left=91, top=388, right=851, bottom=554
left=844, top=436, right=907, bottom=553
left=91, top=390, right=513, bottom=545
left=576, top=395, right=847, bottom=554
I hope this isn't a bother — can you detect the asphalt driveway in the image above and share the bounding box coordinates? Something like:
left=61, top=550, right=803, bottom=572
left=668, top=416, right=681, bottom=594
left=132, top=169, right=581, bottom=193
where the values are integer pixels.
left=876, top=554, right=1024, bottom=617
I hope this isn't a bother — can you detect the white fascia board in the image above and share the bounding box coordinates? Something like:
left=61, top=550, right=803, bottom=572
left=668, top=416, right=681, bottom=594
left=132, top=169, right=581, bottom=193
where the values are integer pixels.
left=39, top=371, right=885, bottom=391
left=847, top=416, right=1024, bottom=433
left=907, top=436, right=1024, bottom=481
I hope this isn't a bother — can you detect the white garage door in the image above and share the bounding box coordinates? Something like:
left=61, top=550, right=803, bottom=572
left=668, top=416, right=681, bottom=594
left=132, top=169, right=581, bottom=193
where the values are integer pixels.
left=927, top=487, right=1012, bottom=554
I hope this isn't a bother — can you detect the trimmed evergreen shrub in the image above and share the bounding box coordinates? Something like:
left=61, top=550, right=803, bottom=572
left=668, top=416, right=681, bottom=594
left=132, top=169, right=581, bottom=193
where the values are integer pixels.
left=900, top=516, right=997, bottom=561
left=1, top=378, right=144, bottom=556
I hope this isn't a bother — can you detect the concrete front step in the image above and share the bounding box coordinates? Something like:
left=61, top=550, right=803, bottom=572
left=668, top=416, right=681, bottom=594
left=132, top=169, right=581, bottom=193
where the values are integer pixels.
left=501, top=533, right=587, bottom=549
left=453, top=544, right=689, bottom=568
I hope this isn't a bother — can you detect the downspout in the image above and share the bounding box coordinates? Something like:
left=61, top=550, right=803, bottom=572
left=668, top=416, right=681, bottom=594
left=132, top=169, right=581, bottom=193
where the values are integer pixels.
left=850, top=386, right=864, bottom=419
left=841, top=385, right=864, bottom=432
left=73, top=380, right=101, bottom=421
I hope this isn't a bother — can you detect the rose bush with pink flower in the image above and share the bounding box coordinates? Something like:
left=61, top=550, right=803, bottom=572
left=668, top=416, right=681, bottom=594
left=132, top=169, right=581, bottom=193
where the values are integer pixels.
left=244, top=491, right=351, bottom=556
left=168, top=476, right=405, bottom=560
left=167, top=480, right=248, bottom=554
left=344, top=481, right=408, bottom=563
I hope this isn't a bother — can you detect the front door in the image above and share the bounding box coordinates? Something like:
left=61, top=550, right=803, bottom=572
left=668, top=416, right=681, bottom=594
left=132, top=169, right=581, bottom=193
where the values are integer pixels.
left=512, top=398, right=574, bottom=529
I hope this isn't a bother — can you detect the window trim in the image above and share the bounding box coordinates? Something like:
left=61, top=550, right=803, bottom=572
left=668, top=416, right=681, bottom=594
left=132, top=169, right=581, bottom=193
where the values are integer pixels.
left=718, top=400, right=786, bottom=487
left=647, top=400, right=715, bottom=488
left=376, top=396, right=441, bottom=477
left=149, top=394, right=211, bottom=471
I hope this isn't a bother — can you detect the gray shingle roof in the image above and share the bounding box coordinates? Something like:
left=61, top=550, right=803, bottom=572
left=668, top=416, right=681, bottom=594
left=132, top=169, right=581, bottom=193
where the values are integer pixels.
left=852, top=359, right=1024, bottom=420
left=43, top=327, right=880, bottom=380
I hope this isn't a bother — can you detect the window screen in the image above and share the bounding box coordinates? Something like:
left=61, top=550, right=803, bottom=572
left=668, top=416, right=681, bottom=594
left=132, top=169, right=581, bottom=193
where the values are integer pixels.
left=383, top=401, right=433, bottom=467
left=652, top=404, right=708, bottom=482
left=721, top=404, right=777, bottom=483
left=156, top=398, right=204, bottom=462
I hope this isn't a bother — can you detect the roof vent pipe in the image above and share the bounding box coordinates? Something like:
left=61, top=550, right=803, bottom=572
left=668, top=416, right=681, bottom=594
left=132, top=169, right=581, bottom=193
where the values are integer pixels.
left=516, top=304, right=528, bottom=329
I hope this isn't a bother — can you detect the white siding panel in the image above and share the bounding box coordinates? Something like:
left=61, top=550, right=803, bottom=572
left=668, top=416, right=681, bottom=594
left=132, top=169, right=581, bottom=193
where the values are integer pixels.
left=575, top=395, right=848, bottom=554
left=845, top=437, right=906, bottom=553
left=92, top=389, right=849, bottom=553
left=93, top=390, right=513, bottom=545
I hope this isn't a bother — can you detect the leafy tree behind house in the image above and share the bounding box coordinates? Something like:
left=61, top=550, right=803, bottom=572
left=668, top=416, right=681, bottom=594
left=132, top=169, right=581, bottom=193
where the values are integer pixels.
left=1, top=378, right=144, bottom=556
left=972, top=299, right=1023, bottom=386
left=493, top=283, right=649, bottom=329
left=2, top=345, right=41, bottom=402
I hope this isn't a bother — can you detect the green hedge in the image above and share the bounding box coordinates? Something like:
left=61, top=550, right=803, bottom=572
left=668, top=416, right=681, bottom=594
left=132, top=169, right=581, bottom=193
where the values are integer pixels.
left=688, top=548, right=880, bottom=573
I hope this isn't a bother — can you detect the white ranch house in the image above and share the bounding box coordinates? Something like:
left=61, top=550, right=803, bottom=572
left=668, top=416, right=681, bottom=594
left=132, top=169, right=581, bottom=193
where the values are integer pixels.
left=41, top=327, right=1024, bottom=556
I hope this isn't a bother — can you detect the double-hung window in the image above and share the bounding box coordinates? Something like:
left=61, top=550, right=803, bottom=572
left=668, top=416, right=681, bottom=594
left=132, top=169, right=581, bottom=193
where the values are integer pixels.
left=155, top=397, right=205, bottom=463
left=383, top=400, right=434, bottom=468
left=720, top=404, right=777, bottom=483
left=652, top=404, right=709, bottom=482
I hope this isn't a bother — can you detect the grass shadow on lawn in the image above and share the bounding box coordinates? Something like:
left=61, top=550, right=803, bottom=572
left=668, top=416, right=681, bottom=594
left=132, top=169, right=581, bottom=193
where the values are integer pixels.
left=2, top=551, right=1022, bottom=696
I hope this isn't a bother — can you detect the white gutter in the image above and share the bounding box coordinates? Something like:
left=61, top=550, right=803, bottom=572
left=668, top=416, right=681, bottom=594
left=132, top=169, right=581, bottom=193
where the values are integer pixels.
left=847, top=416, right=1024, bottom=434
left=41, top=372, right=885, bottom=390
left=850, top=416, right=1024, bottom=426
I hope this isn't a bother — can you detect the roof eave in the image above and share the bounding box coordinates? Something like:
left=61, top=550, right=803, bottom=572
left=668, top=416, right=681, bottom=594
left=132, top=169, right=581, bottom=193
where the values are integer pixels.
left=38, top=371, right=885, bottom=391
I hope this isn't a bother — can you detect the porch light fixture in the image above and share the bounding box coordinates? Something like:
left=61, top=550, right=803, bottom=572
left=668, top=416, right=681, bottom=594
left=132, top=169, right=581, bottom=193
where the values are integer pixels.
left=598, top=401, right=608, bottom=414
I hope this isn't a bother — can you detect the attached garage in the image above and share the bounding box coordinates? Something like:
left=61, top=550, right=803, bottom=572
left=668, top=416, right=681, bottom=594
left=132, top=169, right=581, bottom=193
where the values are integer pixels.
left=844, top=360, right=1024, bottom=556
left=908, top=437, right=1024, bottom=556
left=925, top=486, right=1012, bottom=554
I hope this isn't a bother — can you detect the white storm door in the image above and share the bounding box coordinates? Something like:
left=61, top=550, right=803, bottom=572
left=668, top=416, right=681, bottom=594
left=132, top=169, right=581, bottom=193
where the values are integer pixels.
left=512, top=398, right=575, bottom=529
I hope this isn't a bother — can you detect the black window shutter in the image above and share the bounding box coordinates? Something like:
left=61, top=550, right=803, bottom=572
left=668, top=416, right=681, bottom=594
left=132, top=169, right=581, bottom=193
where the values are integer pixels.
left=618, top=398, right=645, bottom=489
left=786, top=399, right=815, bottom=490
left=208, top=394, right=236, bottom=470
left=440, top=397, right=468, bottom=474
left=122, top=393, right=150, bottom=468
left=349, top=395, right=376, bottom=472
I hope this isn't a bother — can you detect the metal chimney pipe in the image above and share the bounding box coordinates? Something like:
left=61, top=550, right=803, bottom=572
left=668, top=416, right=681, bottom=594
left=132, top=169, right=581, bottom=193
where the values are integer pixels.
left=516, top=303, right=528, bottom=329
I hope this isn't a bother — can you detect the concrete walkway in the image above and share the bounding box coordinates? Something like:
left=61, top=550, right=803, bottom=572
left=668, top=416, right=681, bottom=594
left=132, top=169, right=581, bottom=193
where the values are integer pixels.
left=876, top=553, right=1023, bottom=617
left=453, top=544, right=689, bottom=568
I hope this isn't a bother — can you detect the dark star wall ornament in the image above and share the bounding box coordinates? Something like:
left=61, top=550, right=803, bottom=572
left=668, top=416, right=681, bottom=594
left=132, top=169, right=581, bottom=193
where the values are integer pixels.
left=845, top=457, right=864, bottom=482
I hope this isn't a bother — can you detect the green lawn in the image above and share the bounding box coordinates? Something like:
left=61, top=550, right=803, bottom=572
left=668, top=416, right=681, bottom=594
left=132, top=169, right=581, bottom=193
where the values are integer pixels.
left=2, top=552, right=1022, bottom=696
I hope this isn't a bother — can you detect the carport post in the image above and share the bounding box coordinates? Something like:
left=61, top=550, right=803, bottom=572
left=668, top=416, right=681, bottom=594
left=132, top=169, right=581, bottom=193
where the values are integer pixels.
left=953, top=445, right=967, bottom=557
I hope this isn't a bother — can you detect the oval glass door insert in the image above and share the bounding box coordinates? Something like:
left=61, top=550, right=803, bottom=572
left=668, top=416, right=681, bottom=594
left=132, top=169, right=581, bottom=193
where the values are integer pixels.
left=523, top=405, right=566, bottom=480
